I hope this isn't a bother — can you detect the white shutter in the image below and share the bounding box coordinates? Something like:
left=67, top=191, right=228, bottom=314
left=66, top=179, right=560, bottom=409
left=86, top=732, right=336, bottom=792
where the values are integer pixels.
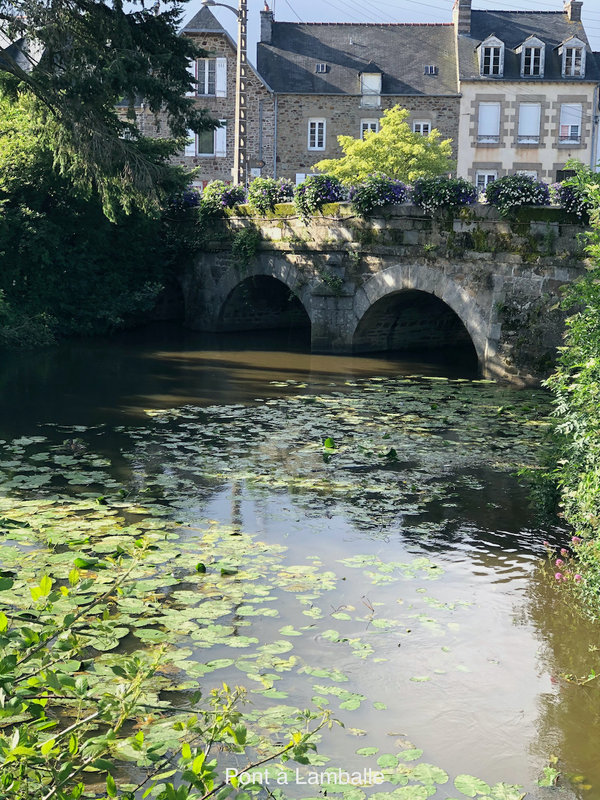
left=215, top=120, right=227, bottom=157
left=518, top=103, right=541, bottom=141
left=215, top=58, right=227, bottom=97
left=184, top=130, right=196, bottom=156
left=185, top=59, right=196, bottom=97
left=478, top=102, right=500, bottom=141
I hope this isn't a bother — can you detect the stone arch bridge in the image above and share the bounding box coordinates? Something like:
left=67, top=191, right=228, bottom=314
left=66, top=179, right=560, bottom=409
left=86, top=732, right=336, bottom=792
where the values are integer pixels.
left=181, top=205, right=587, bottom=384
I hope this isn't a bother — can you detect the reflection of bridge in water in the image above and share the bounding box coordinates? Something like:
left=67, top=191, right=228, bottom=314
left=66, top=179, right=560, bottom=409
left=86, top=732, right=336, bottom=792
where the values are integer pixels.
left=181, top=205, right=586, bottom=384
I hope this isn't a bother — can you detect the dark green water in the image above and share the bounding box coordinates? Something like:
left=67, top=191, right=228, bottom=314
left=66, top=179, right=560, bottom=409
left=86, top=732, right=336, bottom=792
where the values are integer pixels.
left=1, top=323, right=598, bottom=799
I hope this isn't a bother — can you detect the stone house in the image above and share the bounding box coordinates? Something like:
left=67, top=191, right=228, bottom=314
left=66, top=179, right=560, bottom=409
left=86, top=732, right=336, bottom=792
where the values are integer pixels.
left=454, top=0, right=600, bottom=188
left=176, top=6, right=276, bottom=187
left=256, top=9, right=461, bottom=182
left=135, top=1, right=600, bottom=187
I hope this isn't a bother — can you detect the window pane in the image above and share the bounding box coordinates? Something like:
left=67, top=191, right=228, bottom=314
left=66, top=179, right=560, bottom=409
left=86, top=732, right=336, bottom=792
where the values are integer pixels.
left=197, top=128, right=214, bottom=155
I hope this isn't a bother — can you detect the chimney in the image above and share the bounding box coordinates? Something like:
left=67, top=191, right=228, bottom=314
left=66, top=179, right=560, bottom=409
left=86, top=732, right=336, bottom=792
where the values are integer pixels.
left=453, top=0, right=472, bottom=35
left=564, top=1, right=583, bottom=22
left=261, top=3, right=274, bottom=44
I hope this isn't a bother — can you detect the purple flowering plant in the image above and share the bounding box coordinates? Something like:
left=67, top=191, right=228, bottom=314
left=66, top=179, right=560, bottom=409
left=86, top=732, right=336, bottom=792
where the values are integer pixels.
left=293, top=174, right=346, bottom=222
left=411, top=176, right=477, bottom=215
left=247, top=177, right=294, bottom=214
left=348, top=173, right=408, bottom=217
left=201, top=180, right=246, bottom=214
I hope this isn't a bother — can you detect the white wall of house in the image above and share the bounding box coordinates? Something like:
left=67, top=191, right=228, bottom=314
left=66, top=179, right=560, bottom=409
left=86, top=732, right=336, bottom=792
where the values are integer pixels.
left=457, top=81, right=599, bottom=184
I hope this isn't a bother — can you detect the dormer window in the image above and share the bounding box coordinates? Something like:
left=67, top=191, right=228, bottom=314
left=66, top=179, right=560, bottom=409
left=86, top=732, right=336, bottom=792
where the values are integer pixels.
left=559, top=37, right=586, bottom=77
left=315, top=63, right=328, bottom=74
left=517, top=37, right=545, bottom=77
left=479, top=36, right=504, bottom=77
left=360, top=69, right=382, bottom=108
left=424, top=65, right=438, bottom=76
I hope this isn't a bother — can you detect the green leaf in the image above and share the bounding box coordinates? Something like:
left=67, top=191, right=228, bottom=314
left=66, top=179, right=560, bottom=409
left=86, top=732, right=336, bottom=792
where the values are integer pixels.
left=537, top=766, right=559, bottom=787
left=0, top=578, right=14, bottom=591
left=454, top=774, right=491, bottom=797
left=106, top=773, right=117, bottom=798
left=377, top=754, right=398, bottom=768
left=181, top=742, right=192, bottom=760
left=323, top=437, right=336, bottom=449
left=41, top=738, right=56, bottom=756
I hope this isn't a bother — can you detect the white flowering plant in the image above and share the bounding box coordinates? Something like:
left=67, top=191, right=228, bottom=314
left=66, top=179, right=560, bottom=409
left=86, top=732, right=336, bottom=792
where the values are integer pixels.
left=485, top=174, right=550, bottom=217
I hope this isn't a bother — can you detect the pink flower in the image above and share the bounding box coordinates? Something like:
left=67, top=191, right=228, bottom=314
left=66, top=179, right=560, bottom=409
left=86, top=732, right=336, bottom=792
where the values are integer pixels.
left=561, top=548, right=569, bottom=557
left=574, top=574, right=583, bottom=583
left=572, top=536, right=582, bottom=544
left=543, top=541, right=551, bottom=548
left=555, top=559, right=564, bottom=567
left=555, top=572, right=563, bottom=581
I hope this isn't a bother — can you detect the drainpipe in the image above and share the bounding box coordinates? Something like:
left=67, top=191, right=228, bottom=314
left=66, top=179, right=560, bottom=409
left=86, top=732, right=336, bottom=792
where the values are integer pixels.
left=273, top=94, right=278, bottom=179
left=593, top=83, right=600, bottom=171
left=258, top=99, right=263, bottom=165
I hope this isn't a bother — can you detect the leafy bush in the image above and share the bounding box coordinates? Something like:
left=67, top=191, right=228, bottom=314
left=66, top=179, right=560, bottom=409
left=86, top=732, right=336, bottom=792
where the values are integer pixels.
left=485, top=174, right=550, bottom=216
left=348, top=174, right=408, bottom=216
left=294, top=174, right=346, bottom=221
left=553, top=162, right=600, bottom=223
left=247, top=177, right=294, bottom=214
left=0, top=558, right=327, bottom=800
left=0, top=290, right=56, bottom=348
left=201, top=180, right=246, bottom=214
left=411, top=176, right=477, bottom=215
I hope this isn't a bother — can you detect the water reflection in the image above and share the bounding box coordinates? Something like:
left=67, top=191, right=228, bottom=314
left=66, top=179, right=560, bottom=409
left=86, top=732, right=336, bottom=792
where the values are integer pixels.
left=0, top=322, right=478, bottom=434
left=527, top=564, right=600, bottom=797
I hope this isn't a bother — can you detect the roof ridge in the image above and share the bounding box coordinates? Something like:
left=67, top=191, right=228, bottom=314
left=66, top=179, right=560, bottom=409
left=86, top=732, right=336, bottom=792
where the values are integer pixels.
left=273, top=22, right=454, bottom=28
left=472, top=8, right=564, bottom=12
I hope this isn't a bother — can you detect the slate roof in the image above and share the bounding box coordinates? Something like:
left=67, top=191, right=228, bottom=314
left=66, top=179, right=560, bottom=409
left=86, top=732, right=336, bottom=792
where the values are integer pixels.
left=457, top=10, right=600, bottom=81
left=182, top=6, right=229, bottom=36
left=257, top=23, right=459, bottom=96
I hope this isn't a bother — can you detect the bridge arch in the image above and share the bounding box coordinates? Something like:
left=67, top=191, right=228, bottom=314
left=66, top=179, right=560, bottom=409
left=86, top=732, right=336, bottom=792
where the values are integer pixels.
left=214, top=257, right=313, bottom=333
left=352, top=265, right=488, bottom=365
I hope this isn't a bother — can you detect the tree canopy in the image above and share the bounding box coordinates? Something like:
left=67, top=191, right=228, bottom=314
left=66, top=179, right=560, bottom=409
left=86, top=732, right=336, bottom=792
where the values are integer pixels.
left=0, top=0, right=212, bottom=216
left=313, top=106, right=454, bottom=184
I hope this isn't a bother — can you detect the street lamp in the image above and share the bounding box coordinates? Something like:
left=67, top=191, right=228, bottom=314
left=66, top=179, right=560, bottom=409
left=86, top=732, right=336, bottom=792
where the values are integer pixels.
left=201, top=0, right=247, bottom=186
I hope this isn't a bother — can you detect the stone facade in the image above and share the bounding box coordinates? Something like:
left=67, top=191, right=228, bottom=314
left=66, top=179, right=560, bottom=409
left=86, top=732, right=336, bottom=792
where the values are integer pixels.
left=181, top=204, right=588, bottom=386
left=172, top=31, right=275, bottom=186
left=274, top=94, right=460, bottom=181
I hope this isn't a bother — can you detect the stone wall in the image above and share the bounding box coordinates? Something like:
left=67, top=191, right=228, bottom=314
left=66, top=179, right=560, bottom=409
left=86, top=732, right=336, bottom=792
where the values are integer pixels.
left=274, top=94, right=461, bottom=179
left=117, top=32, right=276, bottom=186
left=182, top=203, right=588, bottom=385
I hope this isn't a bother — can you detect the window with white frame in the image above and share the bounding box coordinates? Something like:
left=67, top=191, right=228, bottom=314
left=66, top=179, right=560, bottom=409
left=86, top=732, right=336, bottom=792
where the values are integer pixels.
left=360, top=119, right=379, bottom=138
left=194, top=58, right=227, bottom=97
left=479, top=37, right=504, bottom=77
left=360, top=72, right=381, bottom=107
left=522, top=45, right=544, bottom=77
left=562, top=42, right=586, bottom=77
left=413, top=120, right=431, bottom=136
left=559, top=103, right=582, bottom=143
left=184, top=120, right=227, bottom=157
left=477, top=102, right=501, bottom=144
left=308, top=119, right=326, bottom=150
left=517, top=103, right=541, bottom=144
left=476, top=171, right=497, bottom=191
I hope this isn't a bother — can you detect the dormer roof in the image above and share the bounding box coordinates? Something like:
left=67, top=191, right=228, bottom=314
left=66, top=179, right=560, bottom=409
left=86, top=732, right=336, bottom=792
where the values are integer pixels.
left=457, top=9, right=599, bottom=81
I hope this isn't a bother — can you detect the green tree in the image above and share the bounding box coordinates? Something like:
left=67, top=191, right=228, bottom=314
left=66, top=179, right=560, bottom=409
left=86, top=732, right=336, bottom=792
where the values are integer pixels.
left=312, top=106, right=454, bottom=184
left=0, top=0, right=213, bottom=216
left=0, top=94, right=201, bottom=345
